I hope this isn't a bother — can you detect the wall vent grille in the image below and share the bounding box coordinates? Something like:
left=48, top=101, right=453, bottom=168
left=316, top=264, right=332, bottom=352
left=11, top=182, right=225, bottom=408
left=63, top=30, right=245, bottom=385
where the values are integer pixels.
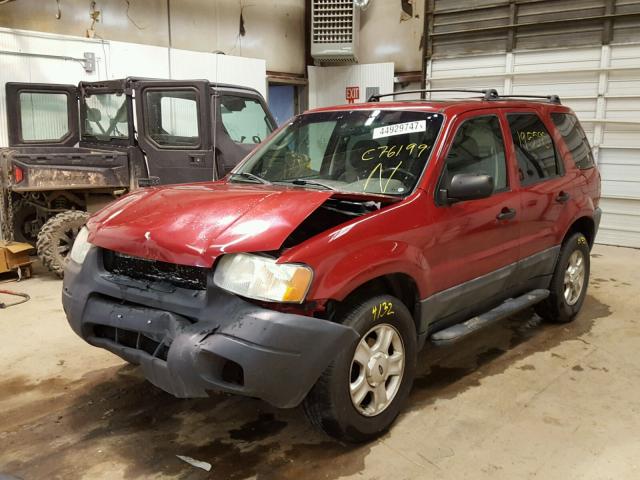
left=311, top=0, right=359, bottom=64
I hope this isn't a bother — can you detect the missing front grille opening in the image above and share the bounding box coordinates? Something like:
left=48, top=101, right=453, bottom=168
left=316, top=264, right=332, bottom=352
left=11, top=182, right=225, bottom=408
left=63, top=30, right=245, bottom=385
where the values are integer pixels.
left=102, top=249, right=209, bottom=290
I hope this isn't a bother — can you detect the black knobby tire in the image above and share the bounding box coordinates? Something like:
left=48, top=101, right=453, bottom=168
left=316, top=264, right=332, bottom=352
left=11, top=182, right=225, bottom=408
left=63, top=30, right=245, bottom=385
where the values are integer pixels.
left=36, top=210, right=90, bottom=278
left=535, top=232, right=590, bottom=323
left=303, top=295, right=417, bottom=443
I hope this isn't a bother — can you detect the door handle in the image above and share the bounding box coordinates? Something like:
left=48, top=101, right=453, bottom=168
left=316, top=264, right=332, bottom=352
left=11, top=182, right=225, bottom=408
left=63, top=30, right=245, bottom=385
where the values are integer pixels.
left=189, top=155, right=205, bottom=165
left=556, top=191, right=570, bottom=204
left=496, top=207, right=516, bottom=221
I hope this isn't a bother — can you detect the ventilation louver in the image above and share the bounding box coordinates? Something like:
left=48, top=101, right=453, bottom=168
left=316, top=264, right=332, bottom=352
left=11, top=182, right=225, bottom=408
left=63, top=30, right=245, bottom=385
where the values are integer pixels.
left=311, top=0, right=360, bottom=64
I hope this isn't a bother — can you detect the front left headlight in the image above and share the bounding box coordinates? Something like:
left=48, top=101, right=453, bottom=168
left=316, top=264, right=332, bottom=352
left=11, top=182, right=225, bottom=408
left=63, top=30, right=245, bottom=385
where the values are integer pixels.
left=69, top=227, right=93, bottom=264
left=213, top=253, right=313, bottom=303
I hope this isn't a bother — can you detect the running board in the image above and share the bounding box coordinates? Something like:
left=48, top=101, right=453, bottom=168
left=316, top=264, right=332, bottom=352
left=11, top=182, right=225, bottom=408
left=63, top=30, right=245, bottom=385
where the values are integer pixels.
left=430, top=289, right=550, bottom=346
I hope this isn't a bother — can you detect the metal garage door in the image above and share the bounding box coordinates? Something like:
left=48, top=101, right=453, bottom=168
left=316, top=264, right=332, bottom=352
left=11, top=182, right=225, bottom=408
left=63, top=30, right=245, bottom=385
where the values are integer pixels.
left=421, top=0, right=640, bottom=248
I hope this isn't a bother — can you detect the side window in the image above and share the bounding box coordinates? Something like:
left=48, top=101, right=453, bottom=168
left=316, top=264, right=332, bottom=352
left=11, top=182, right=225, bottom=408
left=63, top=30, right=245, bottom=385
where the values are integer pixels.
left=219, top=95, right=273, bottom=145
left=508, top=113, right=559, bottom=184
left=19, top=92, right=69, bottom=142
left=145, top=90, right=200, bottom=147
left=441, top=115, right=508, bottom=193
left=551, top=113, right=595, bottom=169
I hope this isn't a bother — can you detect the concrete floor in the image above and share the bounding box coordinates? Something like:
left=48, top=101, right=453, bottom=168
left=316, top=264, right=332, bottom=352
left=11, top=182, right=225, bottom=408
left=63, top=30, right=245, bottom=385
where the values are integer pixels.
left=0, top=244, right=638, bottom=480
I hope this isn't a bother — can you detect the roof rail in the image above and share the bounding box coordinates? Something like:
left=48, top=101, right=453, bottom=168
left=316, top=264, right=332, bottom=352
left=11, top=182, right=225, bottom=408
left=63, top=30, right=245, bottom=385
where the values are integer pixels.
left=492, top=94, right=562, bottom=104
left=368, top=89, right=498, bottom=102
left=367, top=89, right=562, bottom=104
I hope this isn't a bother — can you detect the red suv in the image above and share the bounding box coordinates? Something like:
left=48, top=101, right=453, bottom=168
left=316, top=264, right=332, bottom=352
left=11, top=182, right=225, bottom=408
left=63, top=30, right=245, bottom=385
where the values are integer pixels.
left=62, top=89, right=601, bottom=442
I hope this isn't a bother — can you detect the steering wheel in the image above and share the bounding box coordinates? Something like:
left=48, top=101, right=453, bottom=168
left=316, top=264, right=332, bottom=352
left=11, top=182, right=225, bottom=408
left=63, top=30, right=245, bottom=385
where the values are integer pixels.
left=381, top=167, right=417, bottom=183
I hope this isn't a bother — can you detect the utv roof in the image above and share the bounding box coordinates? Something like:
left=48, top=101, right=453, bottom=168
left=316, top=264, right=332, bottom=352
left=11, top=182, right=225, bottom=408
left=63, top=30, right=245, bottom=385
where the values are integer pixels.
left=79, top=77, right=262, bottom=96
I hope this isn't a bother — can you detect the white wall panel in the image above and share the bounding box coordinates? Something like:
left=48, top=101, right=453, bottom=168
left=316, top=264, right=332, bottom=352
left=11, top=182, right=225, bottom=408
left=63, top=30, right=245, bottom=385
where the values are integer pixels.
left=427, top=43, right=640, bottom=248
left=308, top=63, right=394, bottom=109
left=108, top=41, right=169, bottom=79
left=169, top=50, right=267, bottom=98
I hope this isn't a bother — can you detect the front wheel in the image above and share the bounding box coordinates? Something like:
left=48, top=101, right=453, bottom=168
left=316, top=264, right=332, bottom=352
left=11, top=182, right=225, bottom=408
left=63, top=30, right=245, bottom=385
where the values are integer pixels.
left=535, top=232, right=590, bottom=323
left=303, top=295, right=417, bottom=442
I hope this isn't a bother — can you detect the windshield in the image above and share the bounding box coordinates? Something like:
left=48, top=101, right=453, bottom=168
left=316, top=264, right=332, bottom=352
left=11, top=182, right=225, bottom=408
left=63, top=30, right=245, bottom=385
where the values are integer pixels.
left=232, top=109, right=443, bottom=196
left=82, top=92, right=128, bottom=140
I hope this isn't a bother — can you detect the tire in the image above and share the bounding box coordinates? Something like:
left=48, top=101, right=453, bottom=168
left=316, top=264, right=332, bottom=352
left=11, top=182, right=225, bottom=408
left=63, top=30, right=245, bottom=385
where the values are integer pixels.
left=535, top=232, right=590, bottom=323
left=36, top=210, right=90, bottom=278
left=11, top=202, right=39, bottom=244
left=303, top=295, right=417, bottom=443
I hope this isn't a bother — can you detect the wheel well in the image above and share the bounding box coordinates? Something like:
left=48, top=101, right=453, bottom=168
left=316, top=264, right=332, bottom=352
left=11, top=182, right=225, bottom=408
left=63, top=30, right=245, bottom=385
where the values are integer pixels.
left=565, top=216, right=595, bottom=248
left=335, top=274, right=421, bottom=332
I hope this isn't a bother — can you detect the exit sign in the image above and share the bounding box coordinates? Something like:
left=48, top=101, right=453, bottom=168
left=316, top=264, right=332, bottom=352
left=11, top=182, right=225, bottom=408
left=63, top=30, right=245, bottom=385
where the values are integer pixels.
left=346, top=86, right=360, bottom=103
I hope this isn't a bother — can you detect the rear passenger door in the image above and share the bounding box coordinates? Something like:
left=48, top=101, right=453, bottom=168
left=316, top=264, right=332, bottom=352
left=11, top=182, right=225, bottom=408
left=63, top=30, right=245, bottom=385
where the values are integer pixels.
left=505, top=111, right=578, bottom=266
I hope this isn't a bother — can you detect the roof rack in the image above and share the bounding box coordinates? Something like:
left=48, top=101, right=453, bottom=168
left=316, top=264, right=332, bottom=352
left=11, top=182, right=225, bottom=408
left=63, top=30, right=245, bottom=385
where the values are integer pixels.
left=368, top=89, right=499, bottom=102
left=367, top=89, right=562, bottom=104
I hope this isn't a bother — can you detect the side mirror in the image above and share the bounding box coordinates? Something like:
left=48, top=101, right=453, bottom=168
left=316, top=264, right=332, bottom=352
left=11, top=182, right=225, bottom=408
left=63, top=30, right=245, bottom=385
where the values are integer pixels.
left=441, top=173, right=494, bottom=204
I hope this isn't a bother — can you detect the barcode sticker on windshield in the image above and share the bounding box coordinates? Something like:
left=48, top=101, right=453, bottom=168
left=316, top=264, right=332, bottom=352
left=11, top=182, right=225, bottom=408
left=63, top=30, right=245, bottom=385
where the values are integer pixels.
left=373, top=120, right=426, bottom=139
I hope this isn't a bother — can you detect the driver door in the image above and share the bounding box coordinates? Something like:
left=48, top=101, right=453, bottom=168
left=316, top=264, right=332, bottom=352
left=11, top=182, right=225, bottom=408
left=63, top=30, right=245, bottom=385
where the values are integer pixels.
left=5, top=83, right=79, bottom=147
left=135, top=81, right=216, bottom=185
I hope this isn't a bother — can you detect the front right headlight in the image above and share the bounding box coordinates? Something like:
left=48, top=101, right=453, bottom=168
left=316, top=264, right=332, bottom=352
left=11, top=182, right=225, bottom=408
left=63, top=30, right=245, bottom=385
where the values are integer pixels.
left=213, top=253, right=313, bottom=303
left=69, top=227, right=93, bottom=264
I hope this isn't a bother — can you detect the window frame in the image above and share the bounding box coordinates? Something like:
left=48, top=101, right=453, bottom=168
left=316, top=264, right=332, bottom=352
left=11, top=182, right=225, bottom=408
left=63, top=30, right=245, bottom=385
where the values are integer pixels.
left=142, top=86, right=203, bottom=150
left=506, top=111, right=563, bottom=187
left=435, top=113, right=511, bottom=205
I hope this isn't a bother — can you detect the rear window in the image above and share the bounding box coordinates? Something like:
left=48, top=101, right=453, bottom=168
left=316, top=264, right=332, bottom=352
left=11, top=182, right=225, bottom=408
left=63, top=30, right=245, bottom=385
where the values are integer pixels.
left=551, top=113, right=595, bottom=170
left=507, top=113, right=559, bottom=185
left=19, top=92, right=69, bottom=142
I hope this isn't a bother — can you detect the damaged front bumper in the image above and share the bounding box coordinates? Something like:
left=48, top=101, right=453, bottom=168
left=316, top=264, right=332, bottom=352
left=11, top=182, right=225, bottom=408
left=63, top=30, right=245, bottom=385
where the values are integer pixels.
left=62, top=248, right=358, bottom=408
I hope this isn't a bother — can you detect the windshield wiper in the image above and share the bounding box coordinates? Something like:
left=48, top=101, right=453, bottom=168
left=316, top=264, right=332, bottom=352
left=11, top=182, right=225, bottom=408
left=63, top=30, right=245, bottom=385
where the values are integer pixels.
left=229, top=172, right=271, bottom=185
left=287, top=178, right=337, bottom=191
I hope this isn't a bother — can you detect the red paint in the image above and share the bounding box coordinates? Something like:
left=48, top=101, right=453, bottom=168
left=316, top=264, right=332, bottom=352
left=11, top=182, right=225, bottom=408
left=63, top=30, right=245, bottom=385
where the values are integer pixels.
left=87, top=99, right=601, bottom=304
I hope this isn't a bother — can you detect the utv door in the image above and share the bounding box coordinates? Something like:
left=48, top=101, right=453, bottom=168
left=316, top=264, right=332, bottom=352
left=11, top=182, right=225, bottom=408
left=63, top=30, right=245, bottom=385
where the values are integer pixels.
left=135, top=81, right=216, bottom=185
left=213, top=87, right=277, bottom=175
left=5, top=83, right=79, bottom=147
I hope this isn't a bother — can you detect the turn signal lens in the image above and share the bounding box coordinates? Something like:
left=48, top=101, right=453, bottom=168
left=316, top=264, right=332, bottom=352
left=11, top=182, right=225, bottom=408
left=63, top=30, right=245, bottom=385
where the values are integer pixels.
left=13, top=166, right=24, bottom=183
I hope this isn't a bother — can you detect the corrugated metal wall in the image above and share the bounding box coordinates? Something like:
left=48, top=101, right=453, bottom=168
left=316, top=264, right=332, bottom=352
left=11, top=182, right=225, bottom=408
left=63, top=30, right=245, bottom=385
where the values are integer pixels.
left=424, top=0, right=640, bottom=248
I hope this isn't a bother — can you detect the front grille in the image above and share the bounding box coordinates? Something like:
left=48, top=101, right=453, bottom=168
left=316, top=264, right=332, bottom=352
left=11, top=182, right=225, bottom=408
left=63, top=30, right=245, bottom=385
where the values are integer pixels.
left=102, top=249, right=208, bottom=290
left=93, top=324, right=170, bottom=361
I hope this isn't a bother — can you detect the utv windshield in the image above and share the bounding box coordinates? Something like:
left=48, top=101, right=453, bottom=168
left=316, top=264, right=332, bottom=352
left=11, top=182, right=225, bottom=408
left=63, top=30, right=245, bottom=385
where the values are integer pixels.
left=231, top=109, right=443, bottom=196
left=81, top=92, right=129, bottom=140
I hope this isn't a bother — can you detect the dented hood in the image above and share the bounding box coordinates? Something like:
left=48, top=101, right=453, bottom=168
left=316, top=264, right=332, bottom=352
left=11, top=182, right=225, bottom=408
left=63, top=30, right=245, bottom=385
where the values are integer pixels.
left=87, top=183, right=334, bottom=267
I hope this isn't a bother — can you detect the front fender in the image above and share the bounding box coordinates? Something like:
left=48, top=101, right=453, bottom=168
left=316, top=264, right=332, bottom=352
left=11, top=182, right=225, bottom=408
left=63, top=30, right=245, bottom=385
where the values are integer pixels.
left=279, top=194, right=433, bottom=302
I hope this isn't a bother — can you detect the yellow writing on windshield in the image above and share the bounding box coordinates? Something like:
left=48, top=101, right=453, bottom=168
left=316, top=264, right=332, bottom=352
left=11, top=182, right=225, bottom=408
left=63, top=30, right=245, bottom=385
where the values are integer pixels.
left=362, top=143, right=430, bottom=161
left=364, top=161, right=403, bottom=194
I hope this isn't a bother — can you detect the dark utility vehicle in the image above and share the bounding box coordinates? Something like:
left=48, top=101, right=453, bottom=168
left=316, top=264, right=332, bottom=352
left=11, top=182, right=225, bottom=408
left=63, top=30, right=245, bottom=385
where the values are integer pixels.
left=0, top=78, right=276, bottom=275
left=63, top=89, right=601, bottom=442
